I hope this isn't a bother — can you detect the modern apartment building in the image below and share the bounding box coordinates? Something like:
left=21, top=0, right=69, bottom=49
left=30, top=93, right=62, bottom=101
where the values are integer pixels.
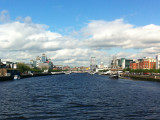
left=156, top=54, right=160, bottom=69
left=30, top=54, right=53, bottom=69
left=111, top=58, right=133, bottom=69
left=90, top=57, right=96, bottom=71
left=41, top=53, right=47, bottom=63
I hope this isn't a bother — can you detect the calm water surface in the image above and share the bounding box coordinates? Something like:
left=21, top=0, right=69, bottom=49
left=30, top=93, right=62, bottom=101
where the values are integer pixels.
left=0, top=73, right=160, bottom=120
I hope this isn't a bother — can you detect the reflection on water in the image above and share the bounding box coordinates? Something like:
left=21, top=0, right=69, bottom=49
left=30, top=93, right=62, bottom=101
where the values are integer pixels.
left=0, top=73, right=160, bottom=120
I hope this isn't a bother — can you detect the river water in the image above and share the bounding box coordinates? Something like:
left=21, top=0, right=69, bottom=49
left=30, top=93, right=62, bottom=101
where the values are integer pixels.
left=0, top=73, right=160, bottom=120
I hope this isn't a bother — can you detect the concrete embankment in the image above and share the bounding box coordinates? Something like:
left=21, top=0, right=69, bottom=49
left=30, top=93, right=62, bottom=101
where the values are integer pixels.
left=0, top=73, right=57, bottom=81
left=129, top=75, right=160, bottom=82
left=0, top=76, right=14, bottom=81
left=20, top=73, right=52, bottom=79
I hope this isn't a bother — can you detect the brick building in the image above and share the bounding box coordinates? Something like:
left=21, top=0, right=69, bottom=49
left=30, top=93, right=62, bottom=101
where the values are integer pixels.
left=130, top=58, right=156, bottom=70
left=130, top=62, right=137, bottom=69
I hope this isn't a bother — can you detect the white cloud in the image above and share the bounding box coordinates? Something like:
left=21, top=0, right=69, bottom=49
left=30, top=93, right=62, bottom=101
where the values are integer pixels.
left=81, top=19, right=160, bottom=51
left=0, top=12, right=82, bottom=64
left=0, top=21, right=80, bottom=51
left=24, top=16, right=32, bottom=23
left=0, top=10, right=10, bottom=23
left=47, top=48, right=109, bottom=66
left=1, top=10, right=160, bottom=66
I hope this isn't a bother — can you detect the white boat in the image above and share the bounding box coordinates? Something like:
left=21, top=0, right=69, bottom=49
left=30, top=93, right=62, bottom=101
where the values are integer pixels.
left=104, top=70, right=111, bottom=75
left=109, top=72, right=119, bottom=79
left=14, top=75, right=20, bottom=80
left=100, top=70, right=111, bottom=75
left=65, top=71, right=72, bottom=74
left=90, top=72, right=96, bottom=75
left=110, top=74, right=119, bottom=79
left=51, top=72, right=65, bottom=75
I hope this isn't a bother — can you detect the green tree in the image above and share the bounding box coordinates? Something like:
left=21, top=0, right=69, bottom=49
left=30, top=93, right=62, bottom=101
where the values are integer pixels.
left=17, top=63, right=31, bottom=73
left=48, top=69, right=62, bottom=72
left=99, top=69, right=108, bottom=72
left=123, top=68, right=130, bottom=72
left=31, top=67, right=43, bottom=73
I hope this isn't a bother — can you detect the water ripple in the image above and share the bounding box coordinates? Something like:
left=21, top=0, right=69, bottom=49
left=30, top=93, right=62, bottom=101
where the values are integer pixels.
left=1, top=73, right=160, bottom=119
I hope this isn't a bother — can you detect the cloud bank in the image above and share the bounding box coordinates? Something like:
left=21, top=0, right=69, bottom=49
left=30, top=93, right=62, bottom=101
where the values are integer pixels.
left=82, top=19, right=160, bottom=50
left=0, top=10, right=160, bottom=66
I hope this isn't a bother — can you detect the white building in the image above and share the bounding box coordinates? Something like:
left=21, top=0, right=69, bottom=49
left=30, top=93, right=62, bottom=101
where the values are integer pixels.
left=38, top=63, right=49, bottom=69
left=121, top=58, right=126, bottom=69
left=98, top=62, right=104, bottom=69
left=90, top=57, right=96, bottom=71
left=156, top=54, right=160, bottom=69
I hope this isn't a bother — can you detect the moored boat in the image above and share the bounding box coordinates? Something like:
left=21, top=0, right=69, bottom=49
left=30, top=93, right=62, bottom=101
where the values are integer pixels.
left=65, top=71, right=72, bottom=74
left=14, top=75, right=20, bottom=80
left=110, top=74, right=119, bottom=79
left=51, top=72, right=65, bottom=75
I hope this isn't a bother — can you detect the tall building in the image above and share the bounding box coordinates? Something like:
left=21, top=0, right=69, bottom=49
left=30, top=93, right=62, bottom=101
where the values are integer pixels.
left=111, top=57, right=133, bottom=69
left=30, top=54, right=53, bottom=69
left=35, top=56, right=41, bottom=68
left=156, top=54, right=160, bottom=69
left=90, top=57, right=96, bottom=71
left=121, top=58, right=126, bottom=69
left=38, top=63, right=49, bottom=69
left=36, top=56, right=41, bottom=61
left=41, top=53, right=47, bottom=63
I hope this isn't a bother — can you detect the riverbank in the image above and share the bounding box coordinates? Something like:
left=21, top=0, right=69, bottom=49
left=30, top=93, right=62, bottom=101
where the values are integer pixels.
left=129, top=75, right=160, bottom=82
left=0, top=76, right=14, bottom=81
left=20, top=73, right=53, bottom=79
left=101, top=73, right=160, bottom=82
left=0, top=72, right=64, bottom=81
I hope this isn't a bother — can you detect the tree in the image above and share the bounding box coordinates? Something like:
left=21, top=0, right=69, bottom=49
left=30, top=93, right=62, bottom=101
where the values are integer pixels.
left=123, top=68, right=130, bottom=72
left=48, top=69, right=62, bottom=72
left=31, top=67, right=43, bottom=73
left=41, top=66, right=48, bottom=71
left=17, top=63, right=31, bottom=74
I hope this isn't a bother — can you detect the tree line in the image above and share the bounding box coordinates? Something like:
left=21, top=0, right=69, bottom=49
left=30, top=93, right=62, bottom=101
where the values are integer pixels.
left=17, top=63, right=63, bottom=74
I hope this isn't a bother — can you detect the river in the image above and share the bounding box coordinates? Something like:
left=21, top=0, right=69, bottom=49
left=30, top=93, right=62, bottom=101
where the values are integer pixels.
left=0, top=73, right=160, bottom=120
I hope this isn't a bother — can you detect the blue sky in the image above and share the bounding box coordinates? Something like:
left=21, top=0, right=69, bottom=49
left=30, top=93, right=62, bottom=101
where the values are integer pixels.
left=0, top=0, right=160, bottom=65
left=1, top=0, right=160, bottom=30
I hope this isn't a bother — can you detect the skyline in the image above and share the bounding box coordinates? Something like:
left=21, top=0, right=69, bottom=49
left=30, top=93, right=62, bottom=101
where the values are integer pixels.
left=0, top=0, right=160, bottom=66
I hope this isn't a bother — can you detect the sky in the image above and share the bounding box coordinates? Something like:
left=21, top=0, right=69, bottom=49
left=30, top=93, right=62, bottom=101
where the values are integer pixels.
left=0, top=0, right=160, bottom=66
